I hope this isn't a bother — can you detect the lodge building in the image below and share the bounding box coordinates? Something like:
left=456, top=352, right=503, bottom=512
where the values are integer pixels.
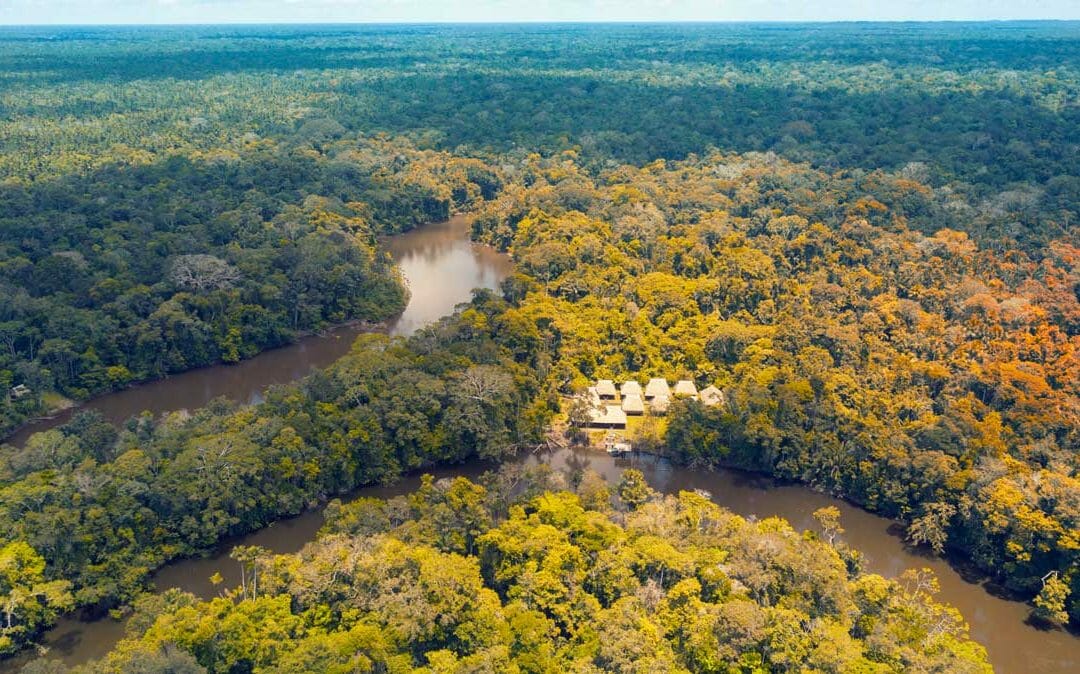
left=580, top=377, right=724, bottom=429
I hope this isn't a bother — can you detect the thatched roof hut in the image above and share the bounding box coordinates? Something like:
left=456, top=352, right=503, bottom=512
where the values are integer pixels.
left=700, top=385, right=725, bottom=407
left=596, top=379, right=617, bottom=399
left=650, top=394, right=671, bottom=415
left=620, top=380, right=643, bottom=398
left=644, top=378, right=671, bottom=400
left=589, top=405, right=627, bottom=429
left=621, top=393, right=645, bottom=415
left=674, top=380, right=698, bottom=398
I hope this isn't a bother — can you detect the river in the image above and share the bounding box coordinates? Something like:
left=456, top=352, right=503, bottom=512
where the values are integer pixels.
left=3, top=217, right=1077, bottom=674
left=6, top=215, right=512, bottom=447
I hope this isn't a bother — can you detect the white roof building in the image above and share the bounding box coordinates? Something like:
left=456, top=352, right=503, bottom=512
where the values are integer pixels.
left=596, top=379, right=617, bottom=398
left=621, top=393, right=645, bottom=415
left=644, top=378, right=671, bottom=400
left=700, top=385, right=725, bottom=407
left=650, top=394, right=671, bottom=415
left=673, top=380, right=698, bottom=398
left=620, top=380, right=643, bottom=398
left=589, top=405, right=628, bottom=428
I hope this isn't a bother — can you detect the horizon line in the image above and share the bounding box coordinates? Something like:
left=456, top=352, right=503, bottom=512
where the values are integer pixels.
left=1, top=18, right=1079, bottom=28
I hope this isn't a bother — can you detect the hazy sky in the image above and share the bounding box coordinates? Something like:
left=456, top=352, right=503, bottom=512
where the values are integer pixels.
left=0, top=0, right=1077, bottom=25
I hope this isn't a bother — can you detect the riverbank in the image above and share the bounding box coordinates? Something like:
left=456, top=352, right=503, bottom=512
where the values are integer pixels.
left=1, top=215, right=1076, bottom=674
left=8, top=447, right=1078, bottom=674
left=0, top=319, right=391, bottom=446
left=2, top=215, right=510, bottom=448
left=1, top=320, right=383, bottom=447
left=0, top=214, right=517, bottom=671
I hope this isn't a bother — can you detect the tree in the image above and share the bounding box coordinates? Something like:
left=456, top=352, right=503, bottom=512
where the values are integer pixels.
left=168, top=254, right=240, bottom=294
left=455, top=365, right=513, bottom=404
left=229, top=545, right=269, bottom=602
left=0, top=542, right=73, bottom=654
left=118, top=644, right=206, bottom=674
left=565, top=395, right=592, bottom=443
left=617, top=469, right=655, bottom=511
left=906, top=502, right=957, bottom=555
left=1032, top=572, right=1071, bottom=627
left=813, top=506, right=844, bottom=546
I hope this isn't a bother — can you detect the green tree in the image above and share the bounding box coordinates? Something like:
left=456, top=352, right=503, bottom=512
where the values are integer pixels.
left=617, top=469, right=655, bottom=511
left=0, top=542, right=73, bottom=654
left=1032, top=573, right=1071, bottom=627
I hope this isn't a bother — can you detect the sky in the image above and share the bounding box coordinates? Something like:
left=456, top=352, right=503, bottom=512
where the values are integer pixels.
left=0, top=0, right=1077, bottom=25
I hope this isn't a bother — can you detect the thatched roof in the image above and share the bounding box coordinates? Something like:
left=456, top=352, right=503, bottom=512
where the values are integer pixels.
left=644, top=378, right=671, bottom=399
left=621, top=393, right=645, bottom=415
left=674, top=380, right=698, bottom=398
left=596, top=379, right=617, bottom=398
left=589, top=405, right=627, bottom=428
left=620, top=380, right=643, bottom=397
left=700, top=385, right=725, bottom=407
left=650, top=394, right=671, bottom=415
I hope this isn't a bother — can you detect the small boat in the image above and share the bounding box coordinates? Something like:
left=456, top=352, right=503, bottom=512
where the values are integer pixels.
left=605, top=440, right=632, bottom=456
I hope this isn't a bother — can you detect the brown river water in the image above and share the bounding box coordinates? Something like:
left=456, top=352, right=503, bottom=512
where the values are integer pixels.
left=6, top=215, right=512, bottom=446
left=3, top=216, right=1077, bottom=673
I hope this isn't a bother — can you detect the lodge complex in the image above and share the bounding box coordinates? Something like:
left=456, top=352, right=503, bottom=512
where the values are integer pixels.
left=581, top=377, right=725, bottom=429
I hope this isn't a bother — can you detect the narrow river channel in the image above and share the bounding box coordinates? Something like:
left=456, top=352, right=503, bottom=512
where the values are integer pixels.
left=3, top=217, right=1077, bottom=674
